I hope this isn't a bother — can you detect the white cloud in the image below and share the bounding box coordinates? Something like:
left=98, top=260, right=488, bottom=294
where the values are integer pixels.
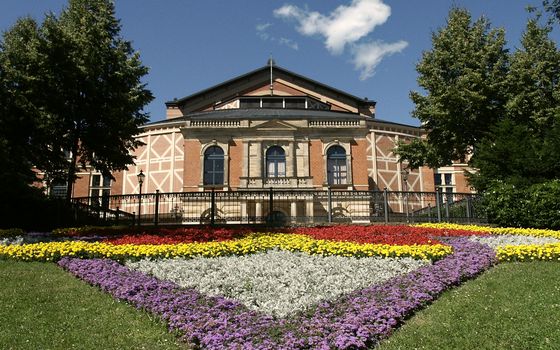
left=256, top=22, right=299, bottom=50
left=256, top=22, right=272, bottom=40
left=274, top=0, right=408, bottom=79
left=256, top=22, right=272, bottom=32
left=351, top=40, right=408, bottom=80
left=274, top=0, right=391, bottom=54
left=279, top=37, right=299, bottom=50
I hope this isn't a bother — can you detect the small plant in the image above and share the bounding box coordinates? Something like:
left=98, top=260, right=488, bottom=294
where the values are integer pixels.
left=0, top=228, right=25, bottom=238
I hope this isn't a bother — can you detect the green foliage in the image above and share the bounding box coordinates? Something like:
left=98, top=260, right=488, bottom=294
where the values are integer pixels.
left=0, top=0, right=153, bottom=202
left=482, top=182, right=529, bottom=228
left=525, top=180, right=560, bottom=229
left=469, top=19, right=560, bottom=193
left=506, top=19, right=560, bottom=129
left=543, top=0, right=560, bottom=23
left=469, top=118, right=560, bottom=190
left=0, top=228, right=25, bottom=238
left=396, top=7, right=508, bottom=168
left=483, top=180, right=560, bottom=229
left=52, top=225, right=129, bottom=237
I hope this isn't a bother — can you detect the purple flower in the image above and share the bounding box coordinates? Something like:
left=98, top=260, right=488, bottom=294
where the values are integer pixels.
left=58, top=238, right=495, bottom=349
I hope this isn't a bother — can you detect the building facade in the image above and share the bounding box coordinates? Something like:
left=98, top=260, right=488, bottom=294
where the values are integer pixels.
left=69, top=63, right=473, bottom=222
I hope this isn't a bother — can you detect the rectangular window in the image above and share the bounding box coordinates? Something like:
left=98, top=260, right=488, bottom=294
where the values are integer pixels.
left=434, top=174, right=442, bottom=186
left=51, top=181, right=67, bottom=198
left=285, top=98, right=306, bottom=109
left=90, top=173, right=111, bottom=208
left=239, top=98, right=260, bottom=109
left=262, top=98, right=283, bottom=108
left=434, top=172, right=454, bottom=196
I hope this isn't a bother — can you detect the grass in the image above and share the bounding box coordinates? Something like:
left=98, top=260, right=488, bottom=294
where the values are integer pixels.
left=0, top=260, right=185, bottom=350
left=2, top=260, right=559, bottom=350
left=378, top=261, right=560, bottom=350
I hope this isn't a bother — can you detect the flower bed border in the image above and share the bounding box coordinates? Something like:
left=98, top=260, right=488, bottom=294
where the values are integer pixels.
left=1, top=233, right=452, bottom=262
left=58, top=238, right=495, bottom=349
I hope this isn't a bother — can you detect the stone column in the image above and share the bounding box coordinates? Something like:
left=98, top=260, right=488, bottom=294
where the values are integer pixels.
left=288, top=141, right=296, bottom=177
left=240, top=201, right=247, bottom=224
left=255, top=201, right=263, bottom=223
left=255, top=142, right=263, bottom=178
left=306, top=198, right=314, bottom=224
left=290, top=201, right=297, bottom=223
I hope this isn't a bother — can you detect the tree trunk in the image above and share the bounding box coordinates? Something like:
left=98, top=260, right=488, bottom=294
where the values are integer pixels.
left=65, top=138, right=79, bottom=202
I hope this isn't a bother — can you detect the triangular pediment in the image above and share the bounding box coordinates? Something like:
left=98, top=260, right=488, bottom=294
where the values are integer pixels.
left=166, top=65, right=375, bottom=116
left=251, top=119, right=298, bottom=131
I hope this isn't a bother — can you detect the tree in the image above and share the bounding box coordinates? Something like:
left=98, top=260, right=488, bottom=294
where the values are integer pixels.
left=0, top=18, right=49, bottom=189
left=0, top=0, right=153, bottom=202
left=543, top=0, right=560, bottom=23
left=396, top=8, right=509, bottom=168
left=506, top=19, right=560, bottom=129
left=39, top=0, right=153, bottom=200
left=470, top=19, right=560, bottom=190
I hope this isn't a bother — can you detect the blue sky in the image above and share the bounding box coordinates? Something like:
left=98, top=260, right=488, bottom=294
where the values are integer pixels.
left=1, top=0, right=558, bottom=126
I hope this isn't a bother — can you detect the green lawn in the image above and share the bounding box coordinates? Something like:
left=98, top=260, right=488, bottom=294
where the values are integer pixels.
left=2, top=260, right=559, bottom=350
left=378, top=262, right=560, bottom=350
left=0, top=260, right=185, bottom=350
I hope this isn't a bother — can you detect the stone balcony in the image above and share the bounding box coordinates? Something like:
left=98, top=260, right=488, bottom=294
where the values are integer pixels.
left=239, top=176, right=314, bottom=189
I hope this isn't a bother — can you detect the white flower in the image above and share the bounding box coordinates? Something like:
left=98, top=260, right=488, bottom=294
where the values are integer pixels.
left=126, top=249, right=428, bottom=317
left=469, top=235, right=560, bottom=249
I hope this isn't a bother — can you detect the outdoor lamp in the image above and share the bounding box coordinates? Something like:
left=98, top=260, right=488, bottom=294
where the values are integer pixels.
left=137, top=169, right=145, bottom=186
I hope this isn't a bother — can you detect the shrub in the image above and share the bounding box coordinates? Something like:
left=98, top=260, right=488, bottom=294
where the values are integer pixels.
left=483, top=180, right=560, bottom=229
left=525, top=180, right=560, bottom=229
left=0, top=228, right=25, bottom=238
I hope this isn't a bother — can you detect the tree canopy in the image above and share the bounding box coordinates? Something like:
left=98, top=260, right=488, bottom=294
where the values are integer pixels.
left=397, top=6, right=560, bottom=192
left=397, top=8, right=509, bottom=169
left=0, top=0, right=153, bottom=201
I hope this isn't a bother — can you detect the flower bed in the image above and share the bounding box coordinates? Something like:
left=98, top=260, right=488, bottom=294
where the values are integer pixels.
left=417, top=223, right=560, bottom=239
left=496, top=243, right=560, bottom=262
left=126, top=250, right=428, bottom=317
left=0, top=233, right=452, bottom=262
left=469, top=235, right=560, bottom=249
left=54, top=225, right=255, bottom=239
left=57, top=238, right=495, bottom=349
left=292, top=225, right=488, bottom=245
left=102, top=225, right=486, bottom=246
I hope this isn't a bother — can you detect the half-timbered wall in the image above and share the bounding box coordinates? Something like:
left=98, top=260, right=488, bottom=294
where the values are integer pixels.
left=121, top=127, right=184, bottom=194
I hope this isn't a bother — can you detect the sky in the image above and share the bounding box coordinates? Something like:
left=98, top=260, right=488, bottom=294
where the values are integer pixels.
left=1, top=0, right=559, bottom=126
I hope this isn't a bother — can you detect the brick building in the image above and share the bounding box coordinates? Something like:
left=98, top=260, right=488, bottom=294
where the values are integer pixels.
left=68, top=62, right=473, bottom=222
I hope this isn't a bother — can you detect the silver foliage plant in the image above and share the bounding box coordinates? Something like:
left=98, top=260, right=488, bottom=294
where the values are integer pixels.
left=126, top=249, right=428, bottom=317
left=469, top=234, right=560, bottom=249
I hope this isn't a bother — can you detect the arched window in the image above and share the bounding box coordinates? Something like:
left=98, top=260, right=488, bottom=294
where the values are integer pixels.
left=203, top=146, right=224, bottom=185
left=327, top=146, right=347, bottom=185
left=266, top=146, right=286, bottom=178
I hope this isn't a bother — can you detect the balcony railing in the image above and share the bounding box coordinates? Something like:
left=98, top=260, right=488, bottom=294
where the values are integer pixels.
left=239, top=176, right=314, bottom=189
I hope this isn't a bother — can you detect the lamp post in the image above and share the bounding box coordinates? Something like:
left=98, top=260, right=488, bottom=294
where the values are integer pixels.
left=137, top=169, right=145, bottom=226
left=400, top=169, right=409, bottom=222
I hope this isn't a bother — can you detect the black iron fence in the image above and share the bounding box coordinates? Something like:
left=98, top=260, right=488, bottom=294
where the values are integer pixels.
left=70, top=188, right=486, bottom=227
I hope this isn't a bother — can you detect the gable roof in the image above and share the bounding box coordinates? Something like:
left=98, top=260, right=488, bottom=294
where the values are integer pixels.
left=165, top=64, right=376, bottom=109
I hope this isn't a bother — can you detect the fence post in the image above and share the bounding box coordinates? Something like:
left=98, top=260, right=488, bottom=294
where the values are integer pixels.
left=116, top=207, right=120, bottom=225
left=154, top=190, right=160, bottom=226
left=210, top=188, right=215, bottom=226
left=435, top=188, right=442, bottom=222
left=132, top=211, right=136, bottom=227
left=327, top=186, right=333, bottom=223
left=383, top=188, right=389, bottom=224
left=445, top=195, right=450, bottom=220
left=466, top=196, right=472, bottom=224
left=427, top=203, right=432, bottom=222
left=268, top=187, right=274, bottom=225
